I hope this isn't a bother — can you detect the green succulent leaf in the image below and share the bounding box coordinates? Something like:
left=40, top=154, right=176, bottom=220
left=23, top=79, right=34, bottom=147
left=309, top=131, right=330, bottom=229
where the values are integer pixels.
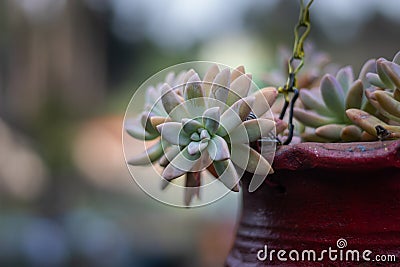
left=374, top=90, right=400, bottom=118
left=299, top=90, right=332, bottom=116
left=182, top=118, right=203, bottom=135
left=231, top=65, right=245, bottom=81
left=336, top=66, right=354, bottom=93
left=150, top=116, right=170, bottom=129
left=346, top=109, right=387, bottom=137
left=362, top=99, right=378, bottom=115
left=238, top=96, right=255, bottom=120
left=218, top=97, right=254, bottom=136
left=301, top=129, right=332, bottom=142
left=381, top=60, right=400, bottom=89
left=393, top=51, right=400, bottom=65
left=125, top=118, right=158, bottom=140
left=207, top=135, right=230, bottom=161
left=141, top=112, right=158, bottom=135
left=202, top=107, right=221, bottom=134
left=359, top=59, right=376, bottom=87
left=364, top=89, right=400, bottom=122
left=385, top=125, right=400, bottom=138
left=187, top=140, right=208, bottom=155
left=210, top=68, right=230, bottom=104
left=360, top=131, right=376, bottom=141
left=294, top=108, right=336, bottom=128
left=364, top=88, right=380, bottom=108
left=226, top=74, right=252, bottom=106
left=231, top=143, right=272, bottom=175
left=340, top=125, right=362, bottom=142
left=162, top=146, right=200, bottom=180
left=157, top=122, right=190, bottom=146
left=320, top=74, right=345, bottom=116
left=184, top=73, right=204, bottom=100
left=251, top=87, right=278, bottom=117
left=199, top=129, right=210, bottom=140
left=159, top=145, right=180, bottom=167
left=182, top=69, right=196, bottom=85
left=128, top=139, right=164, bottom=165
left=161, top=83, right=185, bottom=114
left=377, top=58, right=396, bottom=89
left=190, top=132, right=200, bottom=141
left=345, top=79, right=364, bottom=110
left=203, top=64, right=220, bottom=97
left=229, top=119, right=275, bottom=144
left=366, top=73, right=387, bottom=88
left=213, top=160, right=239, bottom=192
left=315, top=124, right=344, bottom=141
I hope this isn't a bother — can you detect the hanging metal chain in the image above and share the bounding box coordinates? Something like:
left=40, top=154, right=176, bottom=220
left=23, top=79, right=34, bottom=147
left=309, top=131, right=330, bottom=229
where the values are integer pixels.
left=278, top=0, right=314, bottom=145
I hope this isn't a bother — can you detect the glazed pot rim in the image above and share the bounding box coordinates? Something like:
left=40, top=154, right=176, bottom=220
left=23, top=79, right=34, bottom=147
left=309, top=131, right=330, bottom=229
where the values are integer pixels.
left=271, top=140, right=400, bottom=171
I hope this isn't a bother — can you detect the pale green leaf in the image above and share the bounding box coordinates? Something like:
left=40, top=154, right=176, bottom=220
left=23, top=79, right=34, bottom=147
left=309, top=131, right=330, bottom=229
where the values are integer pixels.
left=207, top=135, right=230, bottom=161
left=320, top=74, right=345, bottom=116
left=157, top=122, right=190, bottom=146
left=229, top=119, right=275, bottom=144
left=315, top=124, right=344, bottom=141
left=203, top=107, right=220, bottom=134
left=128, top=140, right=164, bottom=165
left=345, top=79, right=364, bottom=110
left=226, top=74, right=252, bottom=106
left=162, top=146, right=200, bottom=180
left=230, top=143, right=272, bottom=175
left=213, top=160, right=239, bottom=192
left=294, top=108, right=336, bottom=128
left=336, top=66, right=354, bottom=93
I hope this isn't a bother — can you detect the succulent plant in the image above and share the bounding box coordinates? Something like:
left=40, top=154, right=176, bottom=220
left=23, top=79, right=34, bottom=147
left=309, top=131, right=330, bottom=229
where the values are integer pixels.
left=125, top=70, right=188, bottom=141
left=344, top=51, right=400, bottom=140
left=366, top=51, right=400, bottom=90
left=363, top=51, right=400, bottom=121
left=125, top=65, right=281, bottom=205
left=365, top=87, right=400, bottom=124
left=346, top=108, right=400, bottom=140
left=293, top=63, right=374, bottom=142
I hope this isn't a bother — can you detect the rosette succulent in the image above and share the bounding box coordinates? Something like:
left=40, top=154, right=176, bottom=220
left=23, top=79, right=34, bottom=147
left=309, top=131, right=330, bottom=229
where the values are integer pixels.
left=125, top=70, right=189, bottom=141
left=346, top=51, right=400, bottom=139
left=293, top=63, right=375, bottom=142
left=126, top=65, right=281, bottom=205
left=364, top=51, right=400, bottom=122
left=366, top=51, right=400, bottom=90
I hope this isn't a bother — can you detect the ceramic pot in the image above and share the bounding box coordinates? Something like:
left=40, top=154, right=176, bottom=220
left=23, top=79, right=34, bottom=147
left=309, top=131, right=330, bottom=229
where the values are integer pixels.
left=226, top=140, right=400, bottom=266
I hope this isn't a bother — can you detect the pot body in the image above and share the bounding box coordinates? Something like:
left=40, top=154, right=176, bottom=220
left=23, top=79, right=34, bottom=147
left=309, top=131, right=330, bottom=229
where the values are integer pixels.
left=226, top=141, right=400, bottom=267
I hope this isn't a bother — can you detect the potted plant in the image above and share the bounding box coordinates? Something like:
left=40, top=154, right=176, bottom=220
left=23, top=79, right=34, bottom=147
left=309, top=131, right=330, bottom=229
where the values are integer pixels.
left=123, top=1, right=400, bottom=266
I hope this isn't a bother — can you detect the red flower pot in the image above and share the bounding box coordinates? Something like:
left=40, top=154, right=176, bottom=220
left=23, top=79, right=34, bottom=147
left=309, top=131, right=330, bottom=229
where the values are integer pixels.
left=226, top=140, right=400, bottom=266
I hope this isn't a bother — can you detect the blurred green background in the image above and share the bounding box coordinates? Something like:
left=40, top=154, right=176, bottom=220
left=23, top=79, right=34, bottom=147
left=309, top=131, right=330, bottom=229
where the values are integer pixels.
left=0, top=0, right=399, bottom=266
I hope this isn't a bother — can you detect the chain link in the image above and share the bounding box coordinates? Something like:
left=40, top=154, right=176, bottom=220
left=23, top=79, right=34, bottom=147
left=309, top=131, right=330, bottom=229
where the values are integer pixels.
left=278, top=0, right=314, bottom=145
